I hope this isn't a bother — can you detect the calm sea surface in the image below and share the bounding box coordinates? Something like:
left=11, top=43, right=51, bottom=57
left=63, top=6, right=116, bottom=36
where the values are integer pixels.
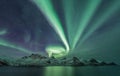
left=0, top=66, right=120, bottom=76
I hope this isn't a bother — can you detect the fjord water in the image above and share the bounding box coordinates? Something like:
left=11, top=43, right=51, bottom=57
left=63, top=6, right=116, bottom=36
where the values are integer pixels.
left=0, top=66, right=120, bottom=76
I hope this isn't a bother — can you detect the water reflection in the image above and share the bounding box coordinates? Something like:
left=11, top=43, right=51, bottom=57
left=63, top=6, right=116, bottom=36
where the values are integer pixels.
left=44, top=66, right=74, bottom=76
left=0, top=66, right=120, bottom=76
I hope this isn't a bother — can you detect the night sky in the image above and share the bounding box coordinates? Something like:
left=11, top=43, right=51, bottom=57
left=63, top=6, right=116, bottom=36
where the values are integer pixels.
left=0, top=0, right=120, bottom=63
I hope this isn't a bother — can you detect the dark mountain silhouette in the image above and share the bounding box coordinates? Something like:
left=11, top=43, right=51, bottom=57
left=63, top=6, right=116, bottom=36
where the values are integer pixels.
left=0, top=54, right=117, bottom=67
left=0, top=61, right=9, bottom=66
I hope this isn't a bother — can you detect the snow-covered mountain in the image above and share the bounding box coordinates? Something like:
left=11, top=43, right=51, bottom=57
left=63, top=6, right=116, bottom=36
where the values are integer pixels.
left=0, top=54, right=117, bottom=67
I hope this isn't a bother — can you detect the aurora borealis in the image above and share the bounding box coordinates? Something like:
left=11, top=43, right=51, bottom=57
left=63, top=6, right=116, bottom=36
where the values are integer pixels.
left=62, top=0, right=102, bottom=49
left=32, top=0, right=70, bottom=57
left=0, top=0, right=120, bottom=63
left=46, top=45, right=67, bottom=58
left=0, top=28, right=7, bottom=35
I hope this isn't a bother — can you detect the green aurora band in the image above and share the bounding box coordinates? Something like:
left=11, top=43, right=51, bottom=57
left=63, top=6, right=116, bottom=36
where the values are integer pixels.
left=33, top=0, right=70, bottom=57
left=32, top=0, right=120, bottom=57
left=62, top=0, right=102, bottom=49
left=46, top=45, right=67, bottom=58
left=0, top=39, right=32, bottom=54
left=72, top=0, right=101, bottom=49
left=62, top=0, right=120, bottom=49
left=62, top=0, right=74, bottom=49
left=32, top=0, right=70, bottom=54
left=0, top=29, right=7, bottom=35
left=79, top=0, right=120, bottom=46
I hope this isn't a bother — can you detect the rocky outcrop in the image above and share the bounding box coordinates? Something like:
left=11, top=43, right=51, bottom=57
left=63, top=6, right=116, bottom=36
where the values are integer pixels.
left=0, top=61, right=9, bottom=66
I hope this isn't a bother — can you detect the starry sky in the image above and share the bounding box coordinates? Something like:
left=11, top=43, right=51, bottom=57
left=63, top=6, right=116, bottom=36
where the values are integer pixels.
left=0, top=0, right=120, bottom=63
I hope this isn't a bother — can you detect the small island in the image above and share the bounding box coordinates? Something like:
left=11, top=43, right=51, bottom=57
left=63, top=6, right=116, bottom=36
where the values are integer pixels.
left=0, top=54, right=117, bottom=67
